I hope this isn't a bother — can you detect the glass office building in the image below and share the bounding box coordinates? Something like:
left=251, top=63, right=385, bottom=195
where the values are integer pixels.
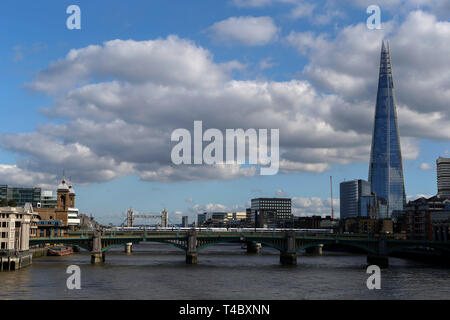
left=0, top=185, right=42, bottom=207
left=340, top=179, right=371, bottom=219
left=368, top=41, right=406, bottom=217
left=0, top=185, right=6, bottom=203
left=251, top=198, right=292, bottom=220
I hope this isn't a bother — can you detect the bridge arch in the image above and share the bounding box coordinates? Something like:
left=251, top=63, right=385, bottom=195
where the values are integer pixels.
left=101, top=240, right=141, bottom=252
left=197, top=238, right=241, bottom=251
left=253, top=240, right=284, bottom=252
left=197, top=238, right=285, bottom=252
left=100, top=239, right=187, bottom=252
left=142, top=239, right=187, bottom=251
left=297, top=240, right=378, bottom=255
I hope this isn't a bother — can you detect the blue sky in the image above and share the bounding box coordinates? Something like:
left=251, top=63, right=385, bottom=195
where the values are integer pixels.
left=0, top=0, right=449, bottom=224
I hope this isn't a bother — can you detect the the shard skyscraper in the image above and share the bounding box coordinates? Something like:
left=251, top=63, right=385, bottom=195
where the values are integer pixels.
left=368, top=41, right=406, bottom=217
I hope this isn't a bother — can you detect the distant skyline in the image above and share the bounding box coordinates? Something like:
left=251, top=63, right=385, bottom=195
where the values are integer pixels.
left=0, top=0, right=449, bottom=224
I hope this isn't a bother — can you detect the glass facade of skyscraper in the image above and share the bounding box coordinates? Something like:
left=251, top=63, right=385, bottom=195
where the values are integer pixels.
left=250, top=198, right=292, bottom=220
left=340, top=179, right=371, bottom=219
left=368, top=41, right=406, bottom=217
left=0, top=184, right=42, bottom=207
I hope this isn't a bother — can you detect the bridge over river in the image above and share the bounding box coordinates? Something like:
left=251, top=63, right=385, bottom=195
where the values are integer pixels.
left=29, top=230, right=450, bottom=268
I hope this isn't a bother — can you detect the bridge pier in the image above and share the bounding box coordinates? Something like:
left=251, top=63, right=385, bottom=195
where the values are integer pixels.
left=186, top=252, right=198, bottom=264
left=367, top=255, right=389, bottom=268
left=125, top=242, right=133, bottom=254
left=90, top=230, right=105, bottom=264
left=367, top=237, right=389, bottom=268
left=280, top=252, right=297, bottom=265
left=280, top=231, right=297, bottom=265
left=91, top=252, right=105, bottom=263
left=305, top=244, right=323, bottom=255
left=246, top=242, right=261, bottom=254
left=186, top=230, right=198, bottom=264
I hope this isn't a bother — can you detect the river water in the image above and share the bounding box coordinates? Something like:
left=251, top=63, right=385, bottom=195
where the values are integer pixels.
left=0, top=243, right=449, bottom=300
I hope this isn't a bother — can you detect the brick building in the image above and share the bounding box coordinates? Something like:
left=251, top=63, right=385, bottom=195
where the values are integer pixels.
left=404, top=196, right=450, bottom=240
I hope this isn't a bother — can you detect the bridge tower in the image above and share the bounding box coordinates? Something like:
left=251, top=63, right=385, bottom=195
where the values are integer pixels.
left=161, top=209, right=168, bottom=228
left=126, top=208, right=134, bottom=228
left=124, top=208, right=168, bottom=227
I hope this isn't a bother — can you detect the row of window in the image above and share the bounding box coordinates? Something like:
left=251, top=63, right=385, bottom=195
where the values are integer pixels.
left=0, top=222, right=23, bottom=228
left=254, top=205, right=290, bottom=208
left=0, top=214, right=24, bottom=219
left=252, top=202, right=291, bottom=205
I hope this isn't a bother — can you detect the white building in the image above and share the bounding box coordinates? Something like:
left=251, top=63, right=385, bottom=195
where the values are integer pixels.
left=68, top=208, right=81, bottom=227
left=0, top=203, right=37, bottom=251
left=67, top=184, right=80, bottom=228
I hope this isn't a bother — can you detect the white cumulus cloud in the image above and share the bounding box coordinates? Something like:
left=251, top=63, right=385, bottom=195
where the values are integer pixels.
left=208, top=16, right=279, bottom=46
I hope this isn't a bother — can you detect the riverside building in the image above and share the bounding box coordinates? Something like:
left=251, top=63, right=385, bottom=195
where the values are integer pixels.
left=0, top=203, right=37, bottom=271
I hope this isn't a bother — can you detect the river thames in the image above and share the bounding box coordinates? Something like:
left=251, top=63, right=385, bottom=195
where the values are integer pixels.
left=0, top=243, right=449, bottom=300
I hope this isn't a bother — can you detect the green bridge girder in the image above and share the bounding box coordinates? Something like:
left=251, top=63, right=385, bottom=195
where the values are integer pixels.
left=29, top=231, right=450, bottom=256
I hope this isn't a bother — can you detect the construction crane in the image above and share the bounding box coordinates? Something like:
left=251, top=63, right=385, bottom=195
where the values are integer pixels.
left=330, top=176, right=335, bottom=220
left=122, top=208, right=168, bottom=228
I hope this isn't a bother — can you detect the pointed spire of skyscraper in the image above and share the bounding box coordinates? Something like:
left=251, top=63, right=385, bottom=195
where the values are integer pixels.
left=368, top=41, right=406, bottom=218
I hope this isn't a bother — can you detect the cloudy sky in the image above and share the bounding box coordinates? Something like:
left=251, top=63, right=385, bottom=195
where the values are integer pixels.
left=0, top=0, right=449, bottom=224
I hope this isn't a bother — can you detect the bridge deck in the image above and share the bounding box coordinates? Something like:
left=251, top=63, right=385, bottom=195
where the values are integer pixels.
left=29, top=231, right=449, bottom=248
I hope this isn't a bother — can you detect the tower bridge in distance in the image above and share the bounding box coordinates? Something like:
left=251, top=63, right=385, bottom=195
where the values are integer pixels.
left=122, top=208, right=169, bottom=228
left=29, top=229, right=450, bottom=267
